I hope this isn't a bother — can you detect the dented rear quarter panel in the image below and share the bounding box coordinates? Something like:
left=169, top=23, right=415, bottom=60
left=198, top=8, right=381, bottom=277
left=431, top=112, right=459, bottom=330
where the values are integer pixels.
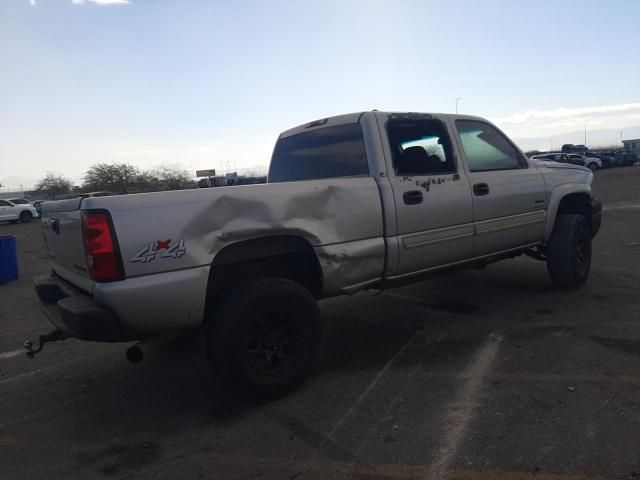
left=82, top=176, right=385, bottom=295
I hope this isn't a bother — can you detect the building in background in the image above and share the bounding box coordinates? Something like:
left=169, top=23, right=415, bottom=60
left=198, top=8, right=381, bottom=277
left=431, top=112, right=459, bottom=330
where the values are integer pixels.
left=623, top=138, right=639, bottom=151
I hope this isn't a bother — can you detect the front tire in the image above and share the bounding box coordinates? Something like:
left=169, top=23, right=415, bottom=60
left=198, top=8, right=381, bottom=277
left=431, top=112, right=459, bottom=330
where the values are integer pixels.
left=19, top=211, right=32, bottom=223
left=204, top=278, right=322, bottom=398
left=588, top=162, right=598, bottom=171
left=546, top=214, right=592, bottom=289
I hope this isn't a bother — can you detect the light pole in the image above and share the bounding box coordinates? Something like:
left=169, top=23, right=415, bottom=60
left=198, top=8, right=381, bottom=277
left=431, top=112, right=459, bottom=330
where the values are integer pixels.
left=584, top=120, right=587, bottom=155
left=455, top=97, right=462, bottom=114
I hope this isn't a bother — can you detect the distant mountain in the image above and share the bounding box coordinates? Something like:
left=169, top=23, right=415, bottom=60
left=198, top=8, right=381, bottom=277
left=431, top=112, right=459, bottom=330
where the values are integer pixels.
left=513, top=125, right=640, bottom=153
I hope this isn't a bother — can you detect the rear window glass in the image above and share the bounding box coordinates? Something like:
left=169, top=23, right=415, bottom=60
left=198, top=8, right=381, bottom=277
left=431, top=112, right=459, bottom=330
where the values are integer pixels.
left=269, top=123, right=368, bottom=183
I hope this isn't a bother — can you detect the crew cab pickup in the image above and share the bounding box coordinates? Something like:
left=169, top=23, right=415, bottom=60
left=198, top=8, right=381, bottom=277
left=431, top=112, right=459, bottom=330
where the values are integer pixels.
left=33, top=111, right=602, bottom=396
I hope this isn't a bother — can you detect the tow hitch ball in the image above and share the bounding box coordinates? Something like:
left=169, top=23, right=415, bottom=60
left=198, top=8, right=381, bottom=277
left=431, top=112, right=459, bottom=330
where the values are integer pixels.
left=23, top=330, right=67, bottom=359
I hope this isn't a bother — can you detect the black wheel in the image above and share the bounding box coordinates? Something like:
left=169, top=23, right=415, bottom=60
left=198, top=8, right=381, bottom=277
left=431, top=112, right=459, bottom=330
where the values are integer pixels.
left=204, top=278, right=322, bottom=398
left=19, top=211, right=32, bottom=223
left=587, top=162, right=598, bottom=171
left=546, top=214, right=592, bottom=289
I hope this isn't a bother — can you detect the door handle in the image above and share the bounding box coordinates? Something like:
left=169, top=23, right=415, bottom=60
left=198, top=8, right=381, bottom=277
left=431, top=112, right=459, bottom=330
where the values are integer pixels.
left=403, top=190, right=423, bottom=205
left=473, top=183, right=490, bottom=196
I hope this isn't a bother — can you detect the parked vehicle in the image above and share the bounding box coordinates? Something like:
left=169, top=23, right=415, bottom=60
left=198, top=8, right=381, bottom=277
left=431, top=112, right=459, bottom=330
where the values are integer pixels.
left=616, top=151, right=639, bottom=166
left=32, top=200, right=45, bottom=216
left=596, top=155, right=614, bottom=168
left=567, top=154, right=602, bottom=171
left=529, top=152, right=584, bottom=167
left=34, top=111, right=602, bottom=396
left=561, top=144, right=589, bottom=154
left=0, top=199, right=40, bottom=223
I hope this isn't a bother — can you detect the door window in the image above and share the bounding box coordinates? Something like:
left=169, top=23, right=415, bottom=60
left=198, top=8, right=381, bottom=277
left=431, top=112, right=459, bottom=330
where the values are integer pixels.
left=387, top=119, right=456, bottom=176
left=0, top=200, right=11, bottom=206
left=456, top=120, right=525, bottom=172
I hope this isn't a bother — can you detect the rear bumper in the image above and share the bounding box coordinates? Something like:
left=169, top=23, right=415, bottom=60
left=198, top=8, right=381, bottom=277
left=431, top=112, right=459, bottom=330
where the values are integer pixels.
left=33, top=274, right=136, bottom=342
left=591, top=197, right=602, bottom=238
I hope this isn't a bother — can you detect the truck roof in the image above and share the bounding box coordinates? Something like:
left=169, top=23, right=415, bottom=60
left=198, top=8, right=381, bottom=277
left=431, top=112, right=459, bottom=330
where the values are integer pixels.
left=279, top=111, right=487, bottom=139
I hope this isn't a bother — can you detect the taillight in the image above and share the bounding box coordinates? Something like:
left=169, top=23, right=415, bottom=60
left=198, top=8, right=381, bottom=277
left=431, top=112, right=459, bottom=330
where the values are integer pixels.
left=81, top=210, right=123, bottom=282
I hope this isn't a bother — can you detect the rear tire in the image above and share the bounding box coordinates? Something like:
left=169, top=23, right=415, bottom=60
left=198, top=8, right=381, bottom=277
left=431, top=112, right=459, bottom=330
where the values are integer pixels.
left=546, top=214, right=592, bottom=289
left=587, top=162, right=598, bottom=171
left=204, top=278, right=322, bottom=398
left=19, top=211, right=32, bottom=223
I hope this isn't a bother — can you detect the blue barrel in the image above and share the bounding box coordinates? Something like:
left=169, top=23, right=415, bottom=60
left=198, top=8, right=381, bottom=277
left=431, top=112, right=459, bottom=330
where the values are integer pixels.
left=0, top=236, right=18, bottom=282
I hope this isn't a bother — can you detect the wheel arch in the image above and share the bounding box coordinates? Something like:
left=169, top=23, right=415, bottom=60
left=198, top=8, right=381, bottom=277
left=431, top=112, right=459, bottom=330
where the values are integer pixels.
left=204, top=235, right=324, bottom=315
left=545, top=189, right=593, bottom=241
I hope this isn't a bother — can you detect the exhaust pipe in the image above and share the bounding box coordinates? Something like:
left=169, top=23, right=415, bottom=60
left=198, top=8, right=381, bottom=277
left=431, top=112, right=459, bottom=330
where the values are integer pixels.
left=125, top=344, right=144, bottom=364
left=125, top=334, right=177, bottom=364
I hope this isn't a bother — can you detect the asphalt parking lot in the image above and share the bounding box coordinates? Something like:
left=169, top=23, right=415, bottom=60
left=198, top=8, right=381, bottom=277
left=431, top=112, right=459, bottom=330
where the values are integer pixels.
left=1, top=166, right=640, bottom=480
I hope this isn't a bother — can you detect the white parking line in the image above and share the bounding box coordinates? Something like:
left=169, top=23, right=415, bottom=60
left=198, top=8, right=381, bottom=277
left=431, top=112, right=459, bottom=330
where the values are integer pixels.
left=0, top=349, right=24, bottom=360
left=428, top=332, right=503, bottom=480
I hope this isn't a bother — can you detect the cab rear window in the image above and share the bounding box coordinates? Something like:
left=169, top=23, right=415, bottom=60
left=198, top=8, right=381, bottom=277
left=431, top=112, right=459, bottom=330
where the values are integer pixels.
left=268, top=123, right=368, bottom=183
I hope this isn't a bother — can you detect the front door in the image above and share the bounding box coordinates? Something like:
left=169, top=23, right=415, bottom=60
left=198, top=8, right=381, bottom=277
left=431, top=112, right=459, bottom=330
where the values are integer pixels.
left=454, top=119, right=547, bottom=256
left=386, top=116, right=474, bottom=276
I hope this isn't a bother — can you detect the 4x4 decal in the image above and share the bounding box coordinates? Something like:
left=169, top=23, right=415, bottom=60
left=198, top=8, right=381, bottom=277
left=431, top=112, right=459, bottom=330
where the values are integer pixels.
left=129, top=239, right=186, bottom=263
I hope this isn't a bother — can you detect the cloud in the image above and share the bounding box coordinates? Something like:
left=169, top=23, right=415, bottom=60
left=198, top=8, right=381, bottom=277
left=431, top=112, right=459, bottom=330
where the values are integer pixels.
left=71, top=0, right=131, bottom=5
left=114, top=150, right=168, bottom=156
left=494, top=102, right=640, bottom=126
left=493, top=102, right=640, bottom=139
left=29, top=0, right=36, bottom=6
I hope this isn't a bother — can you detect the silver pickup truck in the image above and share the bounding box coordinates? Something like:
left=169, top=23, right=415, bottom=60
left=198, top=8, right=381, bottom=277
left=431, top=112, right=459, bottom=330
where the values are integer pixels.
left=33, top=111, right=601, bottom=396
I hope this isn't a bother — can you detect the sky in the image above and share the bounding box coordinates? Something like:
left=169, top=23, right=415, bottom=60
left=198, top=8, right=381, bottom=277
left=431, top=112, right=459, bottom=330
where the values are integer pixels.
left=1, top=0, right=639, bottom=187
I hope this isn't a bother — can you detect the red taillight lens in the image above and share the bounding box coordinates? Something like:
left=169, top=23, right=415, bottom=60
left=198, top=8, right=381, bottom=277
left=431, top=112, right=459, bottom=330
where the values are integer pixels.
left=81, top=211, right=123, bottom=282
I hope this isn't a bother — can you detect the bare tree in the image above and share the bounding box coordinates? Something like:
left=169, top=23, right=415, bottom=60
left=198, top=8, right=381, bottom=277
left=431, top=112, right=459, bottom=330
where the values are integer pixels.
left=150, top=164, right=192, bottom=190
left=83, top=163, right=142, bottom=194
left=35, top=172, right=73, bottom=199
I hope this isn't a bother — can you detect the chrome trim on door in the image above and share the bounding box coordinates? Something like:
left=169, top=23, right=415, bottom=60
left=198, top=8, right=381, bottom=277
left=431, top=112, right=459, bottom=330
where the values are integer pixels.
left=400, top=210, right=546, bottom=251
left=474, top=210, right=546, bottom=236
left=402, top=224, right=475, bottom=249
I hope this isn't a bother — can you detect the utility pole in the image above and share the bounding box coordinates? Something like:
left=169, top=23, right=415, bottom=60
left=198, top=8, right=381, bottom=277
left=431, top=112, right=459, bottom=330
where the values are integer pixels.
left=455, top=97, right=462, bottom=114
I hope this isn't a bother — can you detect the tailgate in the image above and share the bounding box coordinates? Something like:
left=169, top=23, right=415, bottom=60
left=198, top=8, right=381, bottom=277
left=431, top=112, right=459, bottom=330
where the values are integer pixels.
left=42, top=198, right=93, bottom=292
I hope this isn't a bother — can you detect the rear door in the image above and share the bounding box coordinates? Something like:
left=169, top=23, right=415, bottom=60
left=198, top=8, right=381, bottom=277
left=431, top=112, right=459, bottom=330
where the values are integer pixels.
left=454, top=119, right=547, bottom=256
left=384, top=116, right=474, bottom=275
left=0, top=200, right=15, bottom=220
left=42, top=198, right=93, bottom=292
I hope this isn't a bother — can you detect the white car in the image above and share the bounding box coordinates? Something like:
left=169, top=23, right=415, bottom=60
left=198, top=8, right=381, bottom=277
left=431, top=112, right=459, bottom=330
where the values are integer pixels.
left=567, top=154, right=602, bottom=171
left=8, top=198, right=33, bottom=205
left=0, top=199, right=40, bottom=223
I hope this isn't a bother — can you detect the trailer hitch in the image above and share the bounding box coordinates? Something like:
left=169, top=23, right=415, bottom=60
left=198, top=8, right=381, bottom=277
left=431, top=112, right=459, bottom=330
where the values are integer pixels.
left=23, top=330, right=67, bottom=359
